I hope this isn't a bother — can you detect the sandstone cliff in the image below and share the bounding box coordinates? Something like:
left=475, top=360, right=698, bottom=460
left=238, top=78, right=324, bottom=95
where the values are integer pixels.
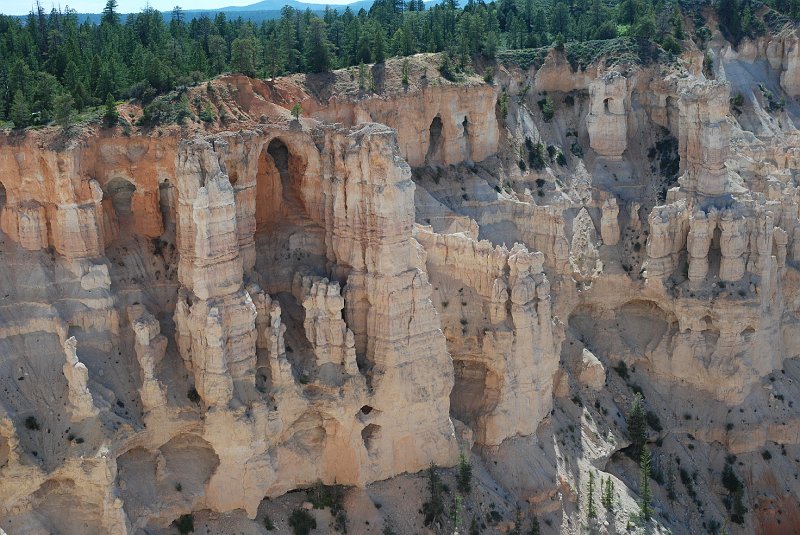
left=2, top=29, right=800, bottom=535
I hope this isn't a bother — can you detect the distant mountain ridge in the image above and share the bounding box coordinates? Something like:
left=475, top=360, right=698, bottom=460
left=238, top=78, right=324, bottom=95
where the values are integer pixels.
left=220, top=0, right=375, bottom=12
left=11, top=0, right=430, bottom=23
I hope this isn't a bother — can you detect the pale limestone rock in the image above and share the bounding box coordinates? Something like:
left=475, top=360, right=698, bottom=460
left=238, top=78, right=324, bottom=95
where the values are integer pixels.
left=687, top=211, right=715, bottom=284
left=306, top=84, right=499, bottom=167
left=719, top=211, right=748, bottom=282
left=415, top=227, right=557, bottom=446
left=569, top=208, right=602, bottom=282
left=128, top=305, right=168, bottom=412
left=578, top=348, right=605, bottom=391
left=62, top=336, right=98, bottom=422
left=5, top=51, right=800, bottom=534
left=677, top=80, right=730, bottom=197
left=293, top=273, right=358, bottom=374
left=586, top=71, right=632, bottom=159
left=80, top=264, right=111, bottom=291
left=600, top=197, right=620, bottom=245
left=15, top=203, right=49, bottom=250
left=644, top=201, right=689, bottom=281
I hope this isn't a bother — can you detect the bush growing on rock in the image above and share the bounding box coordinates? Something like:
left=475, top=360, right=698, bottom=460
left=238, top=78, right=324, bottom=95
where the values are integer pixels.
left=289, top=509, right=316, bottom=535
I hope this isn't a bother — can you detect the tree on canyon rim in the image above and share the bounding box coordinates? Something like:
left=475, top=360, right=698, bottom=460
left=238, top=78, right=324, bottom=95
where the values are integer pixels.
left=0, top=0, right=796, bottom=124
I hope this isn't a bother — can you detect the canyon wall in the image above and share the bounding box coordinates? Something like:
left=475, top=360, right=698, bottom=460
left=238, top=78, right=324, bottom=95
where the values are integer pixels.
left=2, top=29, right=800, bottom=533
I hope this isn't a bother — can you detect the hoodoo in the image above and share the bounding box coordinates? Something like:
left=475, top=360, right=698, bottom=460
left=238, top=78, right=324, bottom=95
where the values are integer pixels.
left=2, top=2, right=800, bottom=533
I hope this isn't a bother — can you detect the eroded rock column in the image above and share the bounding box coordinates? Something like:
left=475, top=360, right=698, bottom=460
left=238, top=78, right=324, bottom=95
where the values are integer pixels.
left=174, top=139, right=257, bottom=407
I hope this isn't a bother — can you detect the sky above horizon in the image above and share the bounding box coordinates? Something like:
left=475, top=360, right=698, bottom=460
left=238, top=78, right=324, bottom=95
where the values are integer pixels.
left=1, top=0, right=355, bottom=16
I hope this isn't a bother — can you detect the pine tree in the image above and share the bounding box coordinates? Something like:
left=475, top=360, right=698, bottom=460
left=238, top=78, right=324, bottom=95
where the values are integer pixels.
left=53, top=92, right=75, bottom=128
left=11, top=90, right=30, bottom=129
left=587, top=471, right=597, bottom=519
left=510, top=508, right=522, bottom=535
left=231, top=38, right=259, bottom=77
left=628, top=392, right=647, bottom=459
left=666, top=458, right=676, bottom=500
left=528, top=516, right=540, bottom=535
left=103, top=93, right=118, bottom=125
left=101, top=0, right=119, bottom=26
left=457, top=450, right=472, bottom=494
left=452, top=494, right=463, bottom=531
left=602, top=477, right=615, bottom=509
left=718, top=0, right=742, bottom=43
left=550, top=1, right=570, bottom=37
left=305, top=18, right=332, bottom=73
left=372, top=25, right=386, bottom=63
left=291, top=103, right=303, bottom=121
left=422, top=463, right=445, bottom=527
left=639, top=447, right=652, bottom=521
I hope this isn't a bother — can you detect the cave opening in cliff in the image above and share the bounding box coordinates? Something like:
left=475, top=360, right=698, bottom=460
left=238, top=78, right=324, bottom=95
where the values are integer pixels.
left=426, top=115, right=444, bottom=165
left=450, top=359, right=499, bottom=430
left=254, top=137, right=327, bottom=376
left=709, top=224, right=722, bottom=277
left=0, top=182, right=6, bottom=214
left=255, top=137, right=307, bottom=234
left=604, top=98, right=611, bottom=113
left=462, top=116, right=472, bottom=162
left=361, top=423, right=381, bottom=454
left=106, top=177, right=136, bottom=230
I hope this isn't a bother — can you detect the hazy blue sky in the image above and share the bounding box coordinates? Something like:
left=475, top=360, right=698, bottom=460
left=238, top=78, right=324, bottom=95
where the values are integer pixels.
left=2, top=0, right=354, bottom=16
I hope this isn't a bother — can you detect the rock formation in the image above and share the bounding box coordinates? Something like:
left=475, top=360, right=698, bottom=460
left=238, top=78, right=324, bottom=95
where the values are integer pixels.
left=3, top=28, right=800, bottom=535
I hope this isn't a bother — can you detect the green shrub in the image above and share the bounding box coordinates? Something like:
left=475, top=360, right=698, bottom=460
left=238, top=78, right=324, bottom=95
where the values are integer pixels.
left=139, top=96, right=191, bottom=126
left=289, top=509, right=317, bottom=535
left=537, top=96, right=554, bottom=122
left=199, top=103, right=216, bottom=123
left=661, top=35, right=682, bottom=55
left=457, top=451, right=472, bottom=494
left=24, top=416, right=40, bottom=431
left=175, top=514, right=194, bottom=534
left=612, top=361, right=629, bottom=380
left=498, top=93, right=508, bottom=118
left=646, top=410, right=662, bottom=432
left=422, top=464, right=445, bottom=526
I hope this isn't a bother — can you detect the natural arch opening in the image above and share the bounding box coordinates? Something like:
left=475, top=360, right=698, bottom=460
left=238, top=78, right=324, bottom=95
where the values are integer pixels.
left=254, top=139, right=328, bottom=384
left=106, top=177, right=136, bottom=228
left=462, top=116, right=472, bottom=162
left=426, top=116, right=444, bottom=165
left=255, top=137, right=308, bottom=233
left=710, top=225, right=722, bottom=277
left=32, top=479, right=105, bottom=535
left=361, top=423, right=381, bottom=453
left=566, top=301, right=677, bottom=359
left=116, top=435, right=219, bottom=521
left=450, top=359, right=499, bottom=430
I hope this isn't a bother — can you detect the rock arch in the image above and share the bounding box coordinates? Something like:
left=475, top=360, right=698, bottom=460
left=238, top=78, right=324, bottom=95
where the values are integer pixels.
left=426, top=115, right=444, bottom=165
left=462, top=116, right=472, bottom=162
left=450, top=359, right=500, bottom=432
left=361, top=423, right=381, bottom=454
left=255, top=137, right=308, bottom=232
left=115, top=435, right=219, bottom=524
left=104, top=177, right=136, bottom=241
